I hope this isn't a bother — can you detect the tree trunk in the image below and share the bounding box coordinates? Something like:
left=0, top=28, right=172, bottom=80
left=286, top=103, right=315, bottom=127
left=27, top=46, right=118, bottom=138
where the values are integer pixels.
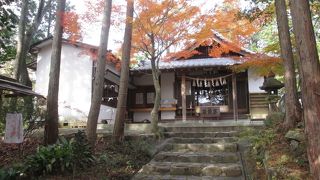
left=275, top=0, right=301, bottom=130
left=44, top=0, right=66, bottom=145
left=47, top=0, right=52, bottom=37
left=150, top=58, right=160, bottom=134
left=289, top=1, right=320, bottom=178
left=14, top=0, right=50, bottom=86
left=86, top=0, right=112, bottom=145
left=112, top=0, right=134, bottom=143
left=14, top=0, right=28, bottom=82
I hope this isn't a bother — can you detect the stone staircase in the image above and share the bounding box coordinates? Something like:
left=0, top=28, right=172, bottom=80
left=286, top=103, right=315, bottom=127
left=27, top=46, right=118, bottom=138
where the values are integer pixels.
left=133, top=126, right=245, bottom=180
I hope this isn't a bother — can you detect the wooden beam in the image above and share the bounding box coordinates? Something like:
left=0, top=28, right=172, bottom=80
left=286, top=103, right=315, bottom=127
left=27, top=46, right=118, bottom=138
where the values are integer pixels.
left=181, top=74, right=187, bottom=121
left=232, top=72, right=238, bottom=121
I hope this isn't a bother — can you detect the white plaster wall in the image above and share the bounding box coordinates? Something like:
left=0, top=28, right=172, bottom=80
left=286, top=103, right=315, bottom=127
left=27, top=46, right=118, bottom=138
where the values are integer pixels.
left=161, top=72, right=176, bottom=120
left=35, top=43, right=117, bottom=123
left=133, top=74, right=153, bottom=86
left=248, top=68, right=265, bottom=93
left=35, top=45, right=52, bottom=96
left=35, top=44, right=93, bottom=121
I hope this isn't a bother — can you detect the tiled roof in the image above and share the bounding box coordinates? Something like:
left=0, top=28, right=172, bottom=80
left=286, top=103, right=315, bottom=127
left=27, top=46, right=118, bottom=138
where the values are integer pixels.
left=131, top=57, right=244, bottom=71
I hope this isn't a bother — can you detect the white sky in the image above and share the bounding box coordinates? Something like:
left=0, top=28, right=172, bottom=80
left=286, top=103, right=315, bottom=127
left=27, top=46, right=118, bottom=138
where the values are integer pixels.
left=69, top=0, right=126, bottom=51
left=69, top=0, right=250, bottom=52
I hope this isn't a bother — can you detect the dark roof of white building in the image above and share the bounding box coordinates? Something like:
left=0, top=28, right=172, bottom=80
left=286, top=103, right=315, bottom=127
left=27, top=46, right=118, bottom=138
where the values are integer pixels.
left=131, top=57, right=244, bottom=71
left=0, top=75, right=45, bottom=98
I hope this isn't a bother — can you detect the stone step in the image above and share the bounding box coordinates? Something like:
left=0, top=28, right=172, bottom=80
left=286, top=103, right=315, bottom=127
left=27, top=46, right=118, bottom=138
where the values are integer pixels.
left=162, top=143, right=238, bottom=153
left=250, top=104, right=269, bottom=108
left=249, top=93, right=268, bottom=97
left=164, top=126, right=239, bottom=133
left=250, top=100, right=267, bottom=104
left=164, top=131, right=239, bottom=138
left=139, top=162, right=242, bottom=177
left=133, top=174, right=244, bottom=180
left=168, top=137, right=238, bottom=144
left=250, top=101, right=268, bottom=105
left=250, top=96, right=267, bottom=101
left=153, top=152, right=240, bottom=163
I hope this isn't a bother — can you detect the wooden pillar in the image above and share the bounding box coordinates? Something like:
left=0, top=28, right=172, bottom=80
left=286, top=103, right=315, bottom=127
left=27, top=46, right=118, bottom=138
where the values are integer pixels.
left=181, top=75, right=187, bottom=122
left=232, top=72, right=238, bottom=121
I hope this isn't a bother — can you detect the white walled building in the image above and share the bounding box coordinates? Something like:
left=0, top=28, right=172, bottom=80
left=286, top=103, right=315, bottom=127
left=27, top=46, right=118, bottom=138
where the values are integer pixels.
left=32, top=38, right=126, bottom=124
left=32, top=34, right=269, bottom=125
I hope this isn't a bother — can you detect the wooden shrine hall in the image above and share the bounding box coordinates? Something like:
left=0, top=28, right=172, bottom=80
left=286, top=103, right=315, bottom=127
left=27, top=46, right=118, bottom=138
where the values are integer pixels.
left=128, top=33, right=268, bottom=122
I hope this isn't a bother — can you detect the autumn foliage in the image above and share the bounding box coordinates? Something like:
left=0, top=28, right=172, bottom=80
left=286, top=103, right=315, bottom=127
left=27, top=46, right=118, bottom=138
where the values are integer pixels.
left=131, top=0, right=258, bottom=62
left=82, top=0, right=124, bottom=26
left=80, top=48, right=121, bottom=70
left=131, top=0, right=202, bottom=61
left=233, top=54, right=284, bottom=76
left=77, top=0, right=280, bottom=74
left=62, top=11, right=82, bottom=42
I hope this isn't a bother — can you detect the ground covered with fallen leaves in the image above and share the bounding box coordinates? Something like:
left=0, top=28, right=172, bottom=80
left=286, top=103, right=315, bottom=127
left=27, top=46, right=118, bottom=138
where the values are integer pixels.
left=265, top=133, right=310, bottom=180
left=0, top=138, right=41, bottom=168
left=240, top=113, right=311, bottom=180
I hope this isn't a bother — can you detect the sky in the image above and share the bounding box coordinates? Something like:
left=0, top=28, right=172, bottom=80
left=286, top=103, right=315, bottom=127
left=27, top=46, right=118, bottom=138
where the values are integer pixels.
left=69, top=0, right=126, bottom=51
left=69, top=0, right=251, bottom=52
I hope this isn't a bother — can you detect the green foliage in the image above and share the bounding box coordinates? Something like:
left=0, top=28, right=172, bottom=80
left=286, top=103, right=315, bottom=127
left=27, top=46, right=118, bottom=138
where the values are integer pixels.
left=0, top=123, right=4, bottom=136
left=70, top=131, right=95, bottom=170
left=24, top=131, right=94, bottom=177
left=25, top=137, right=74, bottom=176
left=240, top=112, right=310, bottom=178
left=240, top=128, right=276, bottom=165
left=240, top=113, right=285, bottom=165
left=264, top=112, right=285, bottom=128
left=0, top=133, right=152, bottom=179
left=250, top=19, right=279, bottom=53
left=0, top=164, right=24, bottom=180
left=0, top=1, right=17, bottom=65
left=35, top=0, right=76, bottom=41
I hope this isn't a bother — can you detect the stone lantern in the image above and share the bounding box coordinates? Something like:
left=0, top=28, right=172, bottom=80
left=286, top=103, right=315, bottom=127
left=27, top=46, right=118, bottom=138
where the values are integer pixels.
left=259, top=72, right=284, bottom=95
left=260, top=72, right=284, bottom=112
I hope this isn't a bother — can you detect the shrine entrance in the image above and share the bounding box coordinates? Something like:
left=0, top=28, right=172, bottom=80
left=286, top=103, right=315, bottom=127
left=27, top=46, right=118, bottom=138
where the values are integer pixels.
left=175, top=69, right=249, bottom=120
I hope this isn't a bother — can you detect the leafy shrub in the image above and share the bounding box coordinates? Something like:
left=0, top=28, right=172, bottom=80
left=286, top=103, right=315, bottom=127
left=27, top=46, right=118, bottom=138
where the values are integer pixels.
left=0, top=164, right=24, bottom=180
left=70, top=131, right=95, bottom=170
left=0, top=123, right=4, bottom=136
left=24, top=131, right=95, bottom=177
left=25, top=138, right=73, bottom=176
